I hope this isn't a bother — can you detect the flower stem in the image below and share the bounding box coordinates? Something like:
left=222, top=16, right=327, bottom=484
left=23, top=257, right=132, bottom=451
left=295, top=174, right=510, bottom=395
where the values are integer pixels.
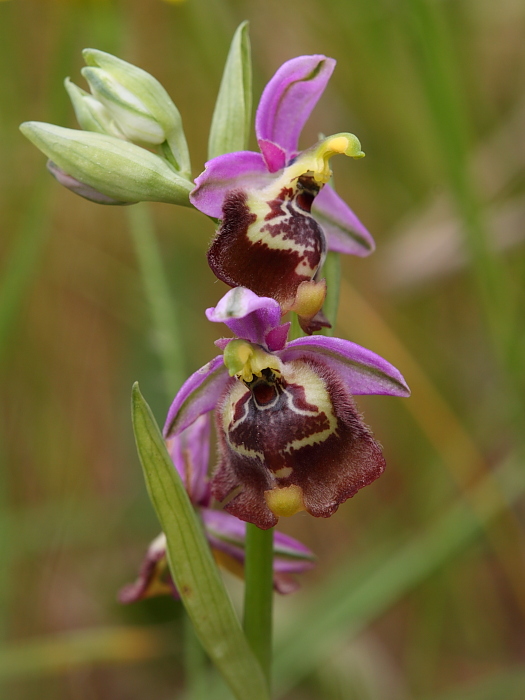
left=243, top=524, right=274, bottom=688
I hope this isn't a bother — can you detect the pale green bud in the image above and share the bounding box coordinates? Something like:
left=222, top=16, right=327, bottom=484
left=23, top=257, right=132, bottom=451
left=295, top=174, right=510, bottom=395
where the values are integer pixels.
left=82, top=49, right=191, bottom=177
left=46, top=160, right=132, bottom=205
left=20, top=122, right=193, bottom=207
left=82, top=66, right=166, bottom=145
left=64, top=78, right=125, bottom=138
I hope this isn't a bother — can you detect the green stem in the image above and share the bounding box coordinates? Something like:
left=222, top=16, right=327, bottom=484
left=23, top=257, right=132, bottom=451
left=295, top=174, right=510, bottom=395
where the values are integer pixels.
left=0, top=178, right=51, bottom=370
left=243, top=524, right=274, bottom=688
left=126, top=203, right=185, bottom=397
left=289, top=312, right=303, bottom=341
left=321, top=251, right=342, bottom=335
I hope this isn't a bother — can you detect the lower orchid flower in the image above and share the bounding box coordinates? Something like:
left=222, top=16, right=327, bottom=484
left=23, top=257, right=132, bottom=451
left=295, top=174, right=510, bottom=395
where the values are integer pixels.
left=119, top=414, right=315, bottom=603
left=164, top=287, right=410, bottom=530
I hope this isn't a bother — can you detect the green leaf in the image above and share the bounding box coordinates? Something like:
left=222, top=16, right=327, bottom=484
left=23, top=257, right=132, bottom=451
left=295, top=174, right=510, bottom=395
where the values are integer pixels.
left=208, top=21, right=252, bottom=159
left=131, top=383, right=270, bottom=700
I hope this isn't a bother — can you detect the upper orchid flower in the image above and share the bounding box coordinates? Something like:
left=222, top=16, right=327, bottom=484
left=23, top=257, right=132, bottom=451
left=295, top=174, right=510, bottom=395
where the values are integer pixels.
left=120, top=414, right=315, bottom=603
left=164, top=287, right=410, bottom=530
left=190, top=55, right=375, bottom=317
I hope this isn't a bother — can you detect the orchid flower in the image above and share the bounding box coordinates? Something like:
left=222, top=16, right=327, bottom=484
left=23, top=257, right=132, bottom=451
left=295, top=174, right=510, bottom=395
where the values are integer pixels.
left=120, top=413, right=315, bottom=603
left=190, top=55, right=375, bottom=319
left=164, top=287, right=410, bottom=530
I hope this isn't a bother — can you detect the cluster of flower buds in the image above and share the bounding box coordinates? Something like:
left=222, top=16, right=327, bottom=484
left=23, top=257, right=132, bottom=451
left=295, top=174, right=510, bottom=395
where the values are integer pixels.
left=21, top=49, right=193, bottom=206
left=21, top=26, right=409, bottom=598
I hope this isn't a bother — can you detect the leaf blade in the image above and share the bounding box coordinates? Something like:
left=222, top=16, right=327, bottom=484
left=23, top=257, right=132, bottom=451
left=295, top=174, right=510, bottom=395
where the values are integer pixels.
left=131, top=383, right=269, bottom=700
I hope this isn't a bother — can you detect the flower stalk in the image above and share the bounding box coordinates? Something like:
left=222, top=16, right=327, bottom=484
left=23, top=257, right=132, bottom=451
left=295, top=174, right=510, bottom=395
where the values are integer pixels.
left=321, top=250, right=342, bottom=335
left=243, top=524, right=274, bottom=687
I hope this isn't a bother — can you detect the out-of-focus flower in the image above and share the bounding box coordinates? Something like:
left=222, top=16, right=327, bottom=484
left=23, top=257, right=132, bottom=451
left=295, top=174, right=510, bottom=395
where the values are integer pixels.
left=164, top=288, right=410, bottom=530
left=120, top=414, right=315, bottom=603
left=191, top=55, right=375, bottom=314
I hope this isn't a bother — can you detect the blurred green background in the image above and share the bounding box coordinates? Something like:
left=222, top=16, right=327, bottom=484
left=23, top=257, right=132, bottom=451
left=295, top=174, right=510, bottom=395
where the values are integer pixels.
left=1, top=0, right=525, bottom=698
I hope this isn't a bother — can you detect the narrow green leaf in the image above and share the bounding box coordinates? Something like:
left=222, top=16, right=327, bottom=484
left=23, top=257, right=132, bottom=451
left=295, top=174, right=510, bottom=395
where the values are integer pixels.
left=208, top=21, right=252, bottom=159
left=131, top=383, right=270, bottom=700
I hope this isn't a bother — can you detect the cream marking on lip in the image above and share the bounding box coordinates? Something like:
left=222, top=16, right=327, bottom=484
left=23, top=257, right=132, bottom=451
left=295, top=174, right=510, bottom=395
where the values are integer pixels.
left=223, top=383, right=264, bottom=460
left=281, top=362, right=339, bottom=453
left=275, top=466, right=293, bottom=478
left=223, top=360, right=339, bottom=460
left=245, top=196, right=320, bottom=258
left=251, top=389, right=281, bottom=410
left=294, top=258, right=316, bottom=275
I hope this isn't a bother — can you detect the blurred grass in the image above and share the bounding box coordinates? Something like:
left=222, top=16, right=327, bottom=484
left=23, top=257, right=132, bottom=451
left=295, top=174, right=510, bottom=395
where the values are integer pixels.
left=0, top=625, right=175, bottom=680
left=1, top=0, right=525, bottom=699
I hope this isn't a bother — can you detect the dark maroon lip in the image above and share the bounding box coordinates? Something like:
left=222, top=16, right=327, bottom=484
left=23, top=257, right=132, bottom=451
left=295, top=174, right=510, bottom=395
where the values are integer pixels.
left=207, top=186, right=326, bottom=308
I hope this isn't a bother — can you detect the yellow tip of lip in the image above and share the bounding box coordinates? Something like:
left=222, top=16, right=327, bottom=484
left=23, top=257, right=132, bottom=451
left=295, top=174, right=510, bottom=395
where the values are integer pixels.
left=265, top=484, right=306, bottom=518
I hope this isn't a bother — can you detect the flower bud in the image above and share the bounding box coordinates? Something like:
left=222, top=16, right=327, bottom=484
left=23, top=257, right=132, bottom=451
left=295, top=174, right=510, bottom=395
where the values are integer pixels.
left=82, top=49, right=191, bottom=177
left=81, top=66, right=166, bottom=145
left=20, top=122, right=193, bottom=206
left=64, top=78, right=125, bottom=138
left=46, top=161, right=132, bottom=205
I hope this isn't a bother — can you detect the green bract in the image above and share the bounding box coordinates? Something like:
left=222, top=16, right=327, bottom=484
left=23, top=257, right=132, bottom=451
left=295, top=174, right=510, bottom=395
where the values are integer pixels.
left=208, top=20, right=252, bottom=159
left=20, top=122, right=193, bottom=206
